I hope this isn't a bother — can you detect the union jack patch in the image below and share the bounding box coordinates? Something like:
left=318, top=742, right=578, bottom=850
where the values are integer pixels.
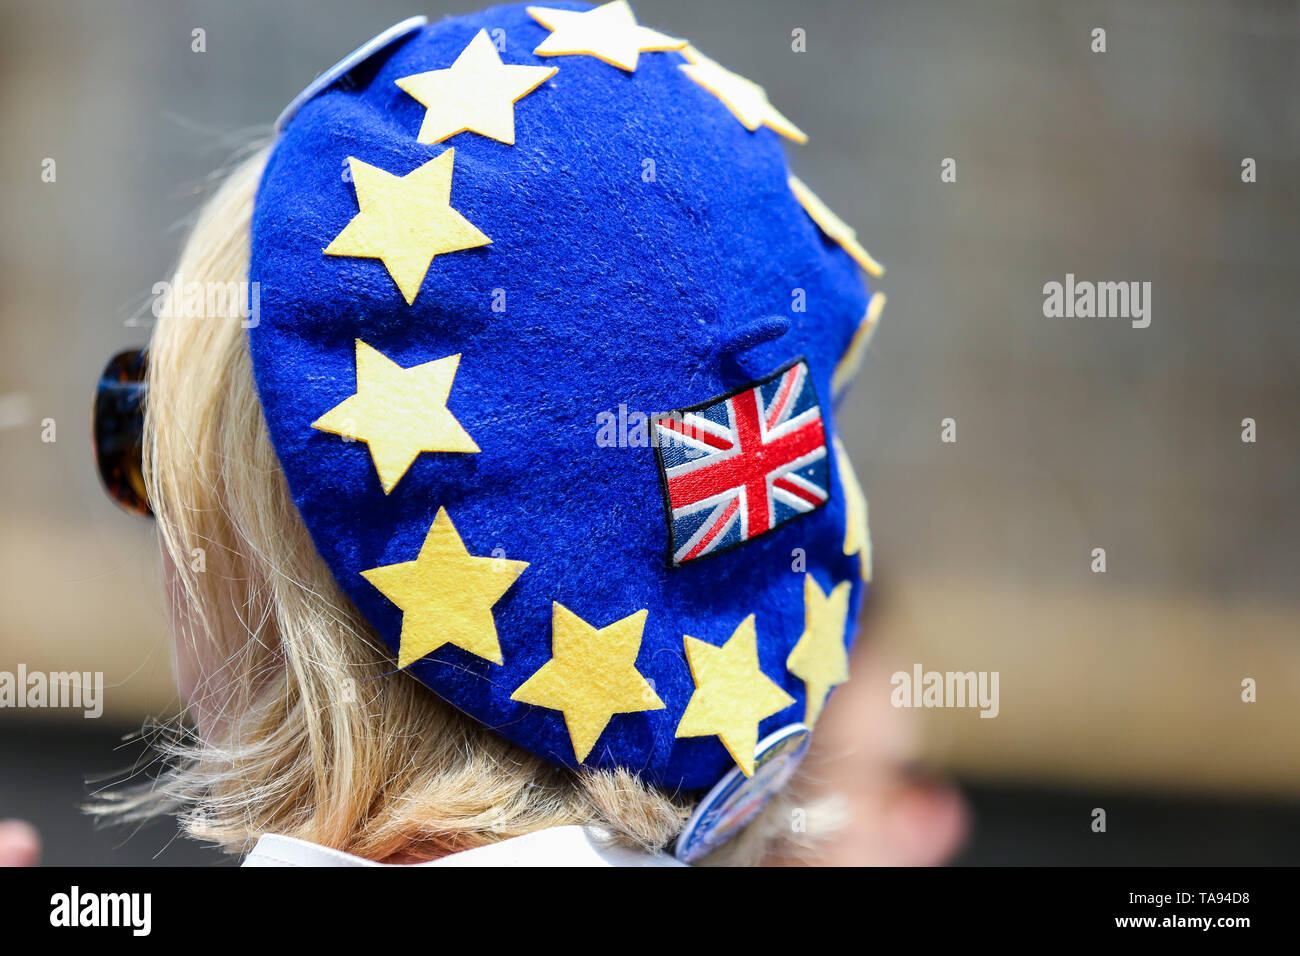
left=653, top=359, right=830, bottom=566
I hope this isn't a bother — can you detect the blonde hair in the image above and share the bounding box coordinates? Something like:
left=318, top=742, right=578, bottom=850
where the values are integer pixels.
left=95, top=143, right=829, bottom=865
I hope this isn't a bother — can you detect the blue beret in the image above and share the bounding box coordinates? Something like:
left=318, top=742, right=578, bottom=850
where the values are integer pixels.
left=247, top=1, right=878, bottom=792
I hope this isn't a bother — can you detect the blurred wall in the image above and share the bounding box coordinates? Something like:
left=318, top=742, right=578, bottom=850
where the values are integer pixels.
left=1, top=0, right=1297, bottom=793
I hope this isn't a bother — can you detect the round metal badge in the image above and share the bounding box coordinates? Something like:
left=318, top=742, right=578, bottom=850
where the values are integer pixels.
left=674, top=723, right=811, bottom=863
left=274, top=16, right=428, bottom=133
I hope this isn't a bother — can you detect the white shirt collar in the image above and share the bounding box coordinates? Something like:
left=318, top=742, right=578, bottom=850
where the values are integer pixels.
left=242, top=825, right=685, bottom=868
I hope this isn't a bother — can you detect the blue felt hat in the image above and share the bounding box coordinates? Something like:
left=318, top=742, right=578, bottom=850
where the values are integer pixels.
left=247, top=1, right=881, bottom=793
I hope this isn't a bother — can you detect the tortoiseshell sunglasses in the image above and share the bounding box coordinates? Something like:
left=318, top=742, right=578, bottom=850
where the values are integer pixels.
left=93, top=348, right=151, bottom=517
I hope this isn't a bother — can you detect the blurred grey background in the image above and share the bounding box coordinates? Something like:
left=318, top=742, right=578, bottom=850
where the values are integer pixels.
left=1, top=0, right=1298, bottom=864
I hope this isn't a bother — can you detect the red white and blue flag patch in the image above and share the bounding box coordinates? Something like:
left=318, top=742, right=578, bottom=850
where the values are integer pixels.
left=653, top=359, right=829, bottom=566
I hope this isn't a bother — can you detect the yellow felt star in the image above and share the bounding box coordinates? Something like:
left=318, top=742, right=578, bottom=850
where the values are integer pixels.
left=311, top=340, right=479, bottom=494
left=396, top=29, right=557, bottom=146
left=527, top=0, right=685, bottom=72
left=789, top=174, right=884, bottom=277
left=680, top=46, right=807, bottom=144
left=786, top=575, right=852, bottom=727
left=832, top=436, right=872, bottom=582
left=831, top=291, right=886, bottom=399
left=675, top=615, right=795, bottom=776
left=512, top=604, right=665, bottom=762
left=324, top=150, right=491, bottom=305
left=361, top=507, right=528, bottom=669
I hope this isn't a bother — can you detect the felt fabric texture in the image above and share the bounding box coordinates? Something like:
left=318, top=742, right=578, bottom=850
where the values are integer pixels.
left=312, top=340, right=479, bottom=493
left=361, top=506, right=528, bottom=668
left=396, top=28, right=556, bottom=145
left=676, top=615, right=796, bottom=776
left=528, top=1, right=685, bottom=71
left=785, top=574, right=853, bottom=727
left=325, top=151, right=492, bottom=304
left=831, top=290, right=886, bottom=398
left=789, top=174, right=884, bottom=278
left=833, top=435, right=873, bottom=583
left=511, top=604, right=665, bottom=762
left=679, top=46, right=807, bottom=143
left=248, top=0, right=875, bottom=791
